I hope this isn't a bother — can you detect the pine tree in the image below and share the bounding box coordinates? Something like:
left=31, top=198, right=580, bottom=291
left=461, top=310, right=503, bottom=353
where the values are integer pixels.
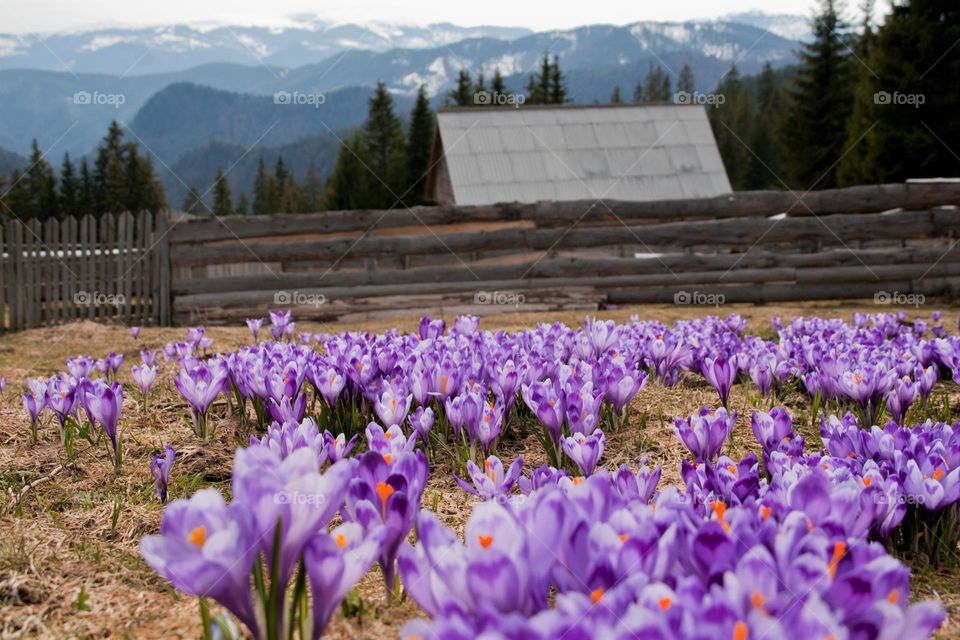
left=252, top=157, right=272, bottom=215
left=181, top=185, right=205, bottom=214
left=278, top=174, right=304, bottom=213
left=610, top=86, right=623, bottom=104
left=448, top=71, right=474, bottom=106
left=406, top=84, right=435, bottom=204
left=491, top=69, right=506, bottom=97
left=302, top=164, right=324, bottom=212
left=361, top=81, right=407, bottom=208
left=746, top=62, right=785, bottom=188
left=837, top=1, right=877, bottom=186
left=537, top=53, right=551, bottom=104
left=324, top=131, right=366, bottom=210
left=24, top=140, right=59, bottom=220
left=549, top=55, right=567, bottom=104
left=858, top=0, right=959, bottom=182
left=3, top=170, right=30, bottom=218
left=78, top=158, right=94, bottom=216
left=635, top=65, right=672, bottom=103
left=677, top=64, right=695, bottom=94
left=782, top=0, right=854, bottom=188
left=94, top=121, right=129, bottom=215
left=212, top=168, right=234, bottom=215
left=709, top=66, right=756, bottom=190
left=236, top=192, right=249, bottom=216
left=59, top=153, right=79, bottom=215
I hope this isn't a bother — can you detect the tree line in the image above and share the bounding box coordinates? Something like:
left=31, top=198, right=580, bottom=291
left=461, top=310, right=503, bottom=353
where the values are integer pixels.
left=0, top=122, right=166, bottom=222
left=1, top=0, right=955, bottom=219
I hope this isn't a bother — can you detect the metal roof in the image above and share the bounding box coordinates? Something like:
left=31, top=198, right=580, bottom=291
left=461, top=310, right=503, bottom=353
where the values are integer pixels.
left=433, top=103, right=732, bottom=206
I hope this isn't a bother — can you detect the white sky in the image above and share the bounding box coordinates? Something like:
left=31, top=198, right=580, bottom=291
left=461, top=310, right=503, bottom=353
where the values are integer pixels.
left=0, top=0, right=884, bottom=34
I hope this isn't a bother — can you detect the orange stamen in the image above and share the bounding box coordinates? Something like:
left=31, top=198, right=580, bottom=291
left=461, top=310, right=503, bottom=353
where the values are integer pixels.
left=658, top=596, right=672, bottom=610
left=733, top=620, right=748, bottom=640
left=376, top=482, right=394, bottom=517
left=887, top=589, right=899, bottom=604
left=187, top=526, right=207, bottom=548
left=828, top=541, right=847, bottom=579
left=760, top=506, right=772, bottom=521
left=590, top=588, right=605, bottom=603
left=478, top=534, right=494, bottom=549
left=335, top=533, right=348, bottom=549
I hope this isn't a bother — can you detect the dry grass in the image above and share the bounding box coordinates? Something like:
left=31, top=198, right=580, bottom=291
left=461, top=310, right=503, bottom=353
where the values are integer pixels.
left=0, top=301, right=958, bottom=639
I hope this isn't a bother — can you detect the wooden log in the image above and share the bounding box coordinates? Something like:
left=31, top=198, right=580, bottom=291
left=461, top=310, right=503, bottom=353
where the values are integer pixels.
left=170, top=245, right=960, bottom=296
left=168, top=209, right=958, bottom=267
left=166, top=202, right=536, bottom=244
left=166, top=182, right=960, bottom=244
left=607, top=281, right=917, bottom=305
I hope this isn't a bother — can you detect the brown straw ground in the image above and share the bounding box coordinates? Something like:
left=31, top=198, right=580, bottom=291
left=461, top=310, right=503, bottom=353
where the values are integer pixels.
left=0, top=301, right=958, bottom=638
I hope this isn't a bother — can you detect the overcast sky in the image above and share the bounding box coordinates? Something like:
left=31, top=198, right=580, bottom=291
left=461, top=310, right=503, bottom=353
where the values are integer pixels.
left=0, top=0, right=884, bottom=34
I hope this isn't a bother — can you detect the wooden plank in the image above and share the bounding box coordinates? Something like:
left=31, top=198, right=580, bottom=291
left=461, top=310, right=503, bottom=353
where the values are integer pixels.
left=169, top=245, right=960, bottom=296
left=166, top=203, right=534, bottom=244
left=97, top=215, right=111, bottom=321
left=27, top=219, right=41, bottom=327
left=44, top=218, right=59, bottom=325
left=10, top=222, right=23, bottom=330
left=157, top=212, right=171, bottom=325
left=134, top=211, right=147, bottom=326
left=165, top=182, right=960, bottom=244
left=64, top=216, right=78, bottom=323
left=168, top=209, right=959, bottom=268
left=78, top=216, right=90, bottom=320
left=119, top=211, right=134, bottom=324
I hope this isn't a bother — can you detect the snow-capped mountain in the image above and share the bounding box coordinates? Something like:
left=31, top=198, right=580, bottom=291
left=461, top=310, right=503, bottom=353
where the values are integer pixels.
left=0, top=22, right=532, bottom=75
left=721, top=11, right=813, bottom=42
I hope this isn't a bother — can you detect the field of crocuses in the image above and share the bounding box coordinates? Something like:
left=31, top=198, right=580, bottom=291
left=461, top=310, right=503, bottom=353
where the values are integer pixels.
left=2, top=304, right=960, bottom=639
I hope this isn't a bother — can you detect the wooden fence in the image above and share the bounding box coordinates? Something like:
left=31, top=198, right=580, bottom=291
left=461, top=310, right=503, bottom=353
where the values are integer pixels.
left=167, top=181, right=960, bottom=325
left=0, top=211, right=169, bottom=332
left=2, top=182, right=958, bottom=331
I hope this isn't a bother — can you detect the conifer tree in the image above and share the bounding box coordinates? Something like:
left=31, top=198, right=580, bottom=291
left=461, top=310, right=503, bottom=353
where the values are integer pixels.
left=59, top=153, right=79, bottom=215
left=406, top=84, right=435, bottom=204
left=448, top=71, right=474, bottom=106
left=782, top=0, right=854, bottom=188
left=181, top=185, right=205, bottom=214
left=610, top=86, right=623, bottom=104
left=491, top=69, right=506, bottom=97
left=549, top=55, right=567, bottom=104
left=324, top=131, right=365, bottom=210
left=212, top=168, right=233, bottom=215
left=252, top=157, right=271, bottom=215
left=677, top=64, right=695, bottom=94
left=361, top=81, right=407, bottom=209
left=236, top=191, right=249, bottom=216
left=302, top=164, right=324, bottom=212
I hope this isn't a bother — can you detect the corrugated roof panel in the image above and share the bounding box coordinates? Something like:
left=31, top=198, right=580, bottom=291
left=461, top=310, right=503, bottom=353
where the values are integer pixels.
left=524, top=124, right=566, bottom=150
left=653, top=120, right=687, bottom=146
left=510, top=152, right=548, bottom=183
left=667, top=146, right=702, bottom=174
left=435, top=104, right=731, bottom=205
left=594, top=123, right=632, bottom=149
left=465, top=128, right=502, bottom=154
left=563, top=123, right=600, bottom=150
left=683, top=118, right=715, bottom=144
left=696, top=145, right=727, bottom=174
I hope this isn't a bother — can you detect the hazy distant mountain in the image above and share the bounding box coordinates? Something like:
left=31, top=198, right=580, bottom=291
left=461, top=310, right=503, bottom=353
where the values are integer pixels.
left=0, top=145, right=24, bottom=175
left=721, top=11, right=813, bottom=42
left=0, top=18, right=800, bottom=160
left=0, top=22, right=532, bottom=75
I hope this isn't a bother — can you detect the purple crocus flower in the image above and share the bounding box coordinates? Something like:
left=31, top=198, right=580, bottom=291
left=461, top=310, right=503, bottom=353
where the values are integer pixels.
left=613, top=464, right=661, bottom=503
left=130, top=325, right=140, bottom=339
left=268, top=310, right=293, bottom=341
left=303, top=522, right=385, bottom=637
left=174, top=361, right=228, bottom=439
left=408, top=405, right=435, bottom=442
left=521, top=379, right=565, bottom=445
left=751, top=407, right=794, bottom=453
left=140, top=489, right=260, bottom=637
left=701, top=356, right=738, bottom=408
left=418, top=317, right=446, bottom=340
left=674, top=407, right=736, bottom=462
left=562, top=428, right=605, bottom=476
left=454, top=455, right=524, bottom=500
left=66, top=355, right=96, bottom=379
left=885, top=375, right=918, bottom=424
left=374, top=384, right=413, bottom=427
left=132, top=364, right=158, bottom=406
left=45, top=376, right=77, bottom=442
left=323, top=431, right=358, bottom=462
left=23, top=391, right=42, bottom=443
left=151, top=445, right=176, bottom=503
left=85, top=380, right=124, bottom=469
left=232, top=447, right=354, bottom=589
left=311, top=365, right=345, bottom=407
left=246, top=317, right=263, bottom=341
left=605, top=368, right=648, bottom=414
left=472, top=399, right=505, bottom=456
